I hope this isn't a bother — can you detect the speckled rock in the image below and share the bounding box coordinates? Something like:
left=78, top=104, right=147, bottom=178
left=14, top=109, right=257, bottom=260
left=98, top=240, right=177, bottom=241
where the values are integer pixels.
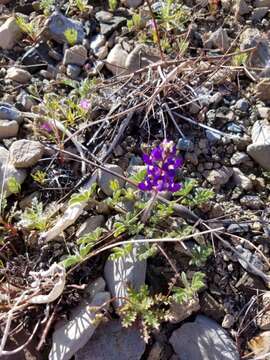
left=6, top=67, right=32, bottom=84
left=10, top=140, right=44, bottom=168
left=0, top=17, right=22, bottom=50
left=63, top=45, right=87, bottom=66
left=0, top=120, right=18, bottom=139
left=105, top=44, right=128, bottom=75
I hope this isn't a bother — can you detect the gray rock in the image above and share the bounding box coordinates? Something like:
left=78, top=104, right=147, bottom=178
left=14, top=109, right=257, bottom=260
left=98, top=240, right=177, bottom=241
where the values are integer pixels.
left=45, top=11, right=85, bottom=44
left=240, top=28, right=270, bottom=67
left=255, top=0, right=270, bottom=6
left=0, top=120, right=18, bottom=139
left=204, top=166, right=233, bottom=187
left=240, top=195, right=264, bottom=209
left=63, top=45, right=87, bottom=66
left=49, top=292, right=110, bottom=360
left=105, top=44, right=128, bottom=75
left=120, top=0, right=144, bottom=8
left=76, top=215, right=105, bottom=238
left=104, top=242, right=146, bottom=309
left=75, top=319, right=145, bottom=360
left=0, top=147, right=26, bottom=197
left=169, top=315, right=240, bottom=360
left=230, top=152, right=250, bottom=165
left=83, top=277, right=106, bottom=300
left=90, top=34, right=106, bottom=51
left=0, top=102, right=22, bottom=121
left=226, top=123, right=243, bottom=134
left=170, top=295, right=200, bottom=323
left=10, top=140, right=44, bottom=168
left=206, top=130, right=221, bottom=144
left=227, top=223, right=249, bottom=234
left=235, top=99, right=249, bottom=112
left=16, top=91, right=35, bottom=111
left=232, top=168, right=252, bottom=190
left=205, top=28, right=230, bottom=52
left=125, top=45, right=159, bottom=72
left=236, top=245, right=265, bottom=271
left=247, top=120, right=270, bottom=169
left=6, top=67, right=31, bottom=84
left=0, top=17, right=22, bottom=50
left=66, top=64, right=81, bottom=79
left=236, top=0, right=250, bottom=15
left=252, top=7, right=269, bottom=22
left=96, top=11, right=127, bottom=37
left=98, top=164, right=125, bottom=196
left=177, top=138, right=194, bottom=152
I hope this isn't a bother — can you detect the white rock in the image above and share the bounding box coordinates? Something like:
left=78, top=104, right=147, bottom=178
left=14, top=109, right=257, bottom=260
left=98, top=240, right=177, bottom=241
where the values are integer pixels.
left=95, top=45, right=108, bottom=60
left=104, top=242, right=146, bottom=309
left=75, top=319, right=145, bottom=360
left=0, top=147, right=26, bottom=197
left=0, top=17, right=22, bottom=50
left=120, top=0, right=144, bottom=8
left=232, top=168, right=252, bottom=190
left=76, top=215, right=105, bottom=238
left=63, top=45, right=88, bottom=66
left=105, top=44, right=128, bottom=75
left=49, top=292, right=110, bottom=360
left=125, top=44, right=159, bottom=72
left=98, top=164, right=125, bottom=196
left=247, top=120, right=270, bottom=170
left=0, top=120, right=18, bottom=139
left=6, top=67, right=31, bottom=84
left=169, top=315, right=240, bottom=360
left=9, top=140, right=44, bottom=168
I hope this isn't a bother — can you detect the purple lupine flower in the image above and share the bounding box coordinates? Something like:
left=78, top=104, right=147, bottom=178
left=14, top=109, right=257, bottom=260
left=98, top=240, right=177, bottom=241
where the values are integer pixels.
left=79, top=99, right=91, bottom=111
left=138, top=140, right=183, bottom=193
left=41, top=122, right=53, bottom=133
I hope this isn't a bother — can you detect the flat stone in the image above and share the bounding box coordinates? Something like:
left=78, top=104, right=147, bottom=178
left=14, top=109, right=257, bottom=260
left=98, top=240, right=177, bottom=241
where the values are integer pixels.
left=170, top=295, right=200, bottom=323
left=0, top=120, right=18, bottom=139
left=205, top=28, right=230, bottom=52
left=0, top=17, right=22, bottom=50
left=75, top=319, right=145, bottom=360
left=169, top=315, right=240, bottom=360
left=240, top=28, right=270, bottom=67
left=247, top=120, right=270, bottom=170
left=76, top=215, right=105, bottom=238
left=66, top=64, right=81, bottom=79
left=240, top=195, right=264, bottom=210
left=0, top=147, right=26, bottom=197
left=203, top=166, right=233, bottom=187
left=0, top=103, right=22, bottom=122
left=104, top=242, right=146, bottom=309
left=63, top=45, right=87, bottom=66
left=10, top=140, right=44, bottom=168
left=232, top=168, right=252, bottom=190
left=236, top=0, right=250, bottom=15
left=98, top=14, right=127, bottom=37
left=227, top=223, right=249, bottom=234
left=105, top=44, right=128, bottom=75
left=45, top=11, right=85, bottom=44
left=49, top=292, right=110, bottom=360
left=21, top=42, right=53, bottom=73
left=90, top=34, right=106, bottom=51
left=98, top=164, right=125, bottom=196
left=230, top=152, right=250, bottom=165
left=177, top=138, right=194, bottom=152
left=120, top=0, right=144, bottom=8
left=255, top=0, right=270, bottom=6
left=6, top=67, right=31, bottom=84
left=125, top=45, right=159, bottom=72
left=252, top=7, right=269, bottom=22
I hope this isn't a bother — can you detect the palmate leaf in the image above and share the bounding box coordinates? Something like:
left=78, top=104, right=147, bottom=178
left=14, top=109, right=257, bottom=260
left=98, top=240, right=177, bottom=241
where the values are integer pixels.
left=60, top=254, right=81, bottom=269
left=109, top=243, right=133, bottom=261
left=69, top=183, right=97, bottom=206
left=130, top=168, right=147, bottom=183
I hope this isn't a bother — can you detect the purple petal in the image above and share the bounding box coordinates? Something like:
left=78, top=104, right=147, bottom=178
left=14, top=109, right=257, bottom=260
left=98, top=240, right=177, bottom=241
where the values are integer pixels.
left=151, top=147, right=162, bottom=161
left=168, top=182, right=182, bottom=192
left=138, top=179, right=152, bottom=191
left=142, top=153, right=152, bottom=165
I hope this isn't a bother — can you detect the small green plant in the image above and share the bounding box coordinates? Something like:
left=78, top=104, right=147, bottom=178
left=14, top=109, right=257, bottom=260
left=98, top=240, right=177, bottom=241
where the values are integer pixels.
left=109, top=243, right=133, bottom=260
left=19, top=198, right=48, bottom=231
left=178, top=39, right=189, bottom=56
left=15, top=16, right=39, bottom=41
left=189, top=244, right=213, bottom=267
left=64, top=28, right=78, bottom=46
left=171, top=272, right=205, bottom=304
left=69, top=183, right=97, bottom=206
left=40, top=0, right=55, bottom=16
left=119, top=285, right=172, bottom=342
left=232, top=50, right=248, bottom=66
left=113, top=212, right=144, bottom=237
left=7, top=177, right=21, bottom=194
left=159, top=0, right=188, bottom=31
left=108, top=0, right=118, bottom=11
left=31, top=170, right=47, bottom=185
left=70, top=0, right=89, bottom=12
left=174, top=181, right=214, bottom=207
left=127, top=13, right=144, bottom=31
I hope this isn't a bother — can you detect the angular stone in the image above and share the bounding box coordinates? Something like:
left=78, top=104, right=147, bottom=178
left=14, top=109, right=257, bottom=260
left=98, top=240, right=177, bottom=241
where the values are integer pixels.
left=104, top=242, right=146, bottom=309
left=240, top=28, right=270, bottom=67
left=236, top=0, right=250, bottom=15
left=120, top=0, right=144, bottom=8
left=232, top=168, right=252, bottom=190
left=0, top=17, right=22, bottom=50
left=49, top=292, right=110, bottom=360
left=203, top=166, right=233, bottom=186
left=0, top=147, right=26, bottom=197
left=257, top=292, right=270, bottom=330
left=98, top=164, right=125, bottom=196
left=0, top=120, right=18, bottom=139
left=75, top=319, right=145, bottom=360
left=205, top=28, right=230, bottom=52
left=125, top=45, right=159, bottom=72
left=63, top=45, right=87, bottom=66
left=0, top=102, right=22, bottom=121
left=240, top=195, right=264, bottom=210
left=6, top=67, right=32, bottom=84
left=105, top=44, right=128, bottom=75
left=96, top=12, right=126, bottom=37
left=10, top=140, right=44, bottom=168
left=169, top=315, right=240, bottom=360
left=252, top=7, right=268, bottom=22
left=247, top=120, right=270, bottom=170
left=255, top=0, right=270, bottom=6
left=170, top=295, right=200, bottom=323
left=76, top=215, right=105, bottom=238
left=44, top=11, right=85, bottom=44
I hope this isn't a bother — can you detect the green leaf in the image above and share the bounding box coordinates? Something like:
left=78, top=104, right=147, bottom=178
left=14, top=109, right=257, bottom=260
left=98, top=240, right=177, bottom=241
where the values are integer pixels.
left=174, top=179, right=197, bottom=197
left=69, top=183, right=96, bottom=206
left=109, top=243, right=133, bottom=260
left=113, top=222, right=126, bottom=237
left=109, top=179, right=120, bottom=192
left=191, top=272, right=205, bottom=291
left=60, top=255, right=81, bottom=269
left=7, top=177, right=21, bottom=194
left=130, top=168, right=147, bottom=183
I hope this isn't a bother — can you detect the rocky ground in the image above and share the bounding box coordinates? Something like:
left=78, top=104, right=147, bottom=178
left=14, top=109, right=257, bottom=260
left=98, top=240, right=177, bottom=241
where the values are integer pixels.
left=0, top=0, right=270, bottom=359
